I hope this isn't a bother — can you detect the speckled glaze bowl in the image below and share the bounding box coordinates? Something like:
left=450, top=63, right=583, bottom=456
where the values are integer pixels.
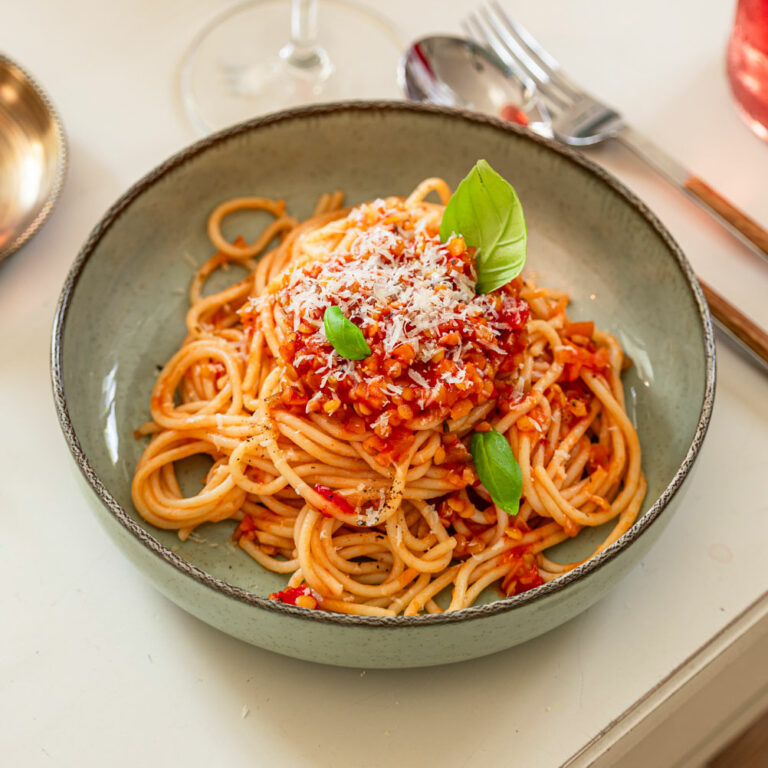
left=52, top=102, right=715, bottom=668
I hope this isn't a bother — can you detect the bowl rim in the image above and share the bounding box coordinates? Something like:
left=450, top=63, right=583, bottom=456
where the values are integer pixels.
left=50, top=100, right=716, bottom=627
left=0, top=53, right=68, bottom=263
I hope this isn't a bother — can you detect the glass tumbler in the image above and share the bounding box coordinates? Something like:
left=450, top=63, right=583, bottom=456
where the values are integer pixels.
left=727, top=0, right=768, bottom=140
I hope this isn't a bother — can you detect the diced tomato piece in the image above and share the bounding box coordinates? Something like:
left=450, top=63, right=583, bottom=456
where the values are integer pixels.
left=589, top=443, right=612, bottom=471
left=269, top=585, right=317, bottom=608
left=280, top=385, right=308, bottom=407
left=233, top=513, right=257, bottom=541
left=561, top=344, right=610, bottom=381
left=561, top=321, right=594, bottom=339
left=501, top=544, right=544, bottom=596
left=313, top=484, right=356, bottom=516
left=500, top=104, right=530, bottom=125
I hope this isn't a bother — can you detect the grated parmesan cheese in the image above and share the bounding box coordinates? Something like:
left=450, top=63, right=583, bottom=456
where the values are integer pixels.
left=268, top=198, right=528, bottom=417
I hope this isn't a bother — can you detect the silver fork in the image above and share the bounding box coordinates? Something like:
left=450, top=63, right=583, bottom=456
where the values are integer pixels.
left=465, top=2, right=768, bottom=268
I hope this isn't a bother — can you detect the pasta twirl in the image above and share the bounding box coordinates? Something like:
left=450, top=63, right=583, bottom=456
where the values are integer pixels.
left=131, top=179, right=646, bottom=617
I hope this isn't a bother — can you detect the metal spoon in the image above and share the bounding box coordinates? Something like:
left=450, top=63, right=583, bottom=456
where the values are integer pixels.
left=0, top=54, right=67, bottom=263
left=399, top=36, right=551, bottom=138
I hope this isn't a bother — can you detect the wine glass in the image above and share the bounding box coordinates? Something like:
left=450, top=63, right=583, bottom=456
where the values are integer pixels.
left=181, top=0, right=405, bottom=135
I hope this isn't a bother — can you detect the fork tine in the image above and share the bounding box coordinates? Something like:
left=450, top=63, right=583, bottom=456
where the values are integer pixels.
left=480, top=6, right=550, bottom=87
left=486, top=2, right=581, bottom=100
left=490, top=2, right=560, bottom=71
left=462, top=14, right=485, bottom=47
left=476, top=7, right=569, bottom=110
left=465, top=12, right=536, bottom=93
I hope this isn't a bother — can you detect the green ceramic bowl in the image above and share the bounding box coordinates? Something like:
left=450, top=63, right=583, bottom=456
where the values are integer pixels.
left=52, top=102, right=715, bottom=668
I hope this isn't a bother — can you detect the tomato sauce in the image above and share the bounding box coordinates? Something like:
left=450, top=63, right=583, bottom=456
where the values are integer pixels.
left=501, top=545, right=544, bottom=596
left=269, top=585, right=315, bottom=606
left=242, top=200, right=532, bottom=467
left=313, top=484, right=356, bottom=517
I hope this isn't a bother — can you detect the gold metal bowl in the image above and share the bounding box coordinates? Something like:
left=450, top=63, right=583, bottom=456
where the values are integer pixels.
left=0, top=54, right=67, bottom=262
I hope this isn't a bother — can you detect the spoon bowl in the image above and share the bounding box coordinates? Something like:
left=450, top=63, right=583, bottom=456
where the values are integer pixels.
left=399, top=36, right=552, bottom=137
left=0, top=55, right=67, bottom=263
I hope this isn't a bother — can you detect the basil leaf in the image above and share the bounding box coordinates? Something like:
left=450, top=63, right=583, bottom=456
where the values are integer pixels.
left=323, top=306, right=371, bottom=360
left=470, top=428, right=523, bottom=516
left=440, top=159, right=527, bottom=294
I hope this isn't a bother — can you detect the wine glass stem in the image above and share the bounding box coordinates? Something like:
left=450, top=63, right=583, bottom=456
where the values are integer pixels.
left=283, top=0, right=326, bottom=72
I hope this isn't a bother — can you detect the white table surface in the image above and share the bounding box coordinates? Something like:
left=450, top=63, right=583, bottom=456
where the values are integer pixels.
left=3, top=1, right=767, bottom=766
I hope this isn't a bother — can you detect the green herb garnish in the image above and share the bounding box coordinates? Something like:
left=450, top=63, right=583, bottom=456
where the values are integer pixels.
left=440, top=159, right=527, bottom=294
left=323, top=306, right=371, bottom=360
left=469, top=428, right=523, bottom=516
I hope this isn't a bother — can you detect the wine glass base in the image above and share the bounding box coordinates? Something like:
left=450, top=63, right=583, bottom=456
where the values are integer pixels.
left=181, top=0, right=406, bottom=135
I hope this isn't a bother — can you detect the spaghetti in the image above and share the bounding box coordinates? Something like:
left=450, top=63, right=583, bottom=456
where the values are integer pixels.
left=131, top=178, right=646, bottom=617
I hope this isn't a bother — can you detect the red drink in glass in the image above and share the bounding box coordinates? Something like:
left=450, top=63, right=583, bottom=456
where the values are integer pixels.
left=727, top=0, right=768, bottom=140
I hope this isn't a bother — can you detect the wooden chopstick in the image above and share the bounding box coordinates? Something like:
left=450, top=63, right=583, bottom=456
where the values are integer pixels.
left=684, top=177, right=768, bottom=262
left=699, top=280, right=768, bottom=372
